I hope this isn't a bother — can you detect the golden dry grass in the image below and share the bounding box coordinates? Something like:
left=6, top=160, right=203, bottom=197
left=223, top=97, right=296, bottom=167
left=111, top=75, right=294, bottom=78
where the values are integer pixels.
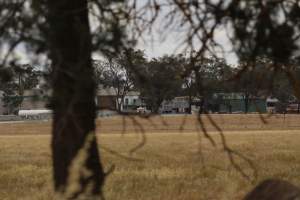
left=96, top=114, right=300, bottom=134
left=1, top=114, right=300, bottom=200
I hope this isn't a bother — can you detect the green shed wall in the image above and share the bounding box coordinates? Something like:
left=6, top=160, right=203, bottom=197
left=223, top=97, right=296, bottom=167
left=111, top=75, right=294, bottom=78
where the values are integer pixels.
left=219, top=99, right=266, bottom=113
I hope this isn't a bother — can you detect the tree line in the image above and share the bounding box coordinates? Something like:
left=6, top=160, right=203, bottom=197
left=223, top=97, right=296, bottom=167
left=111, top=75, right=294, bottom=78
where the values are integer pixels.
left=94, top=51, right=299, bottom=114
left=2, top=52, right=299, bottom=115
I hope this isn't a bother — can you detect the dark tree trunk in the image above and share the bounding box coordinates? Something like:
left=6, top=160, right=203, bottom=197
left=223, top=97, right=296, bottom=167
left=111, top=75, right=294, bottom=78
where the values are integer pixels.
left=244, top=93, right=249, bottom=114
left=188, top=93, right=192, bottom=114
left=199, top=98, right=205, bottom=114
left=228, top=103, right=232, bottom=114
left=153, top=97, right=163, bottom=113
left=47, top=0, right=105, bottom=197
left=117, top=93, right=125, bottom=113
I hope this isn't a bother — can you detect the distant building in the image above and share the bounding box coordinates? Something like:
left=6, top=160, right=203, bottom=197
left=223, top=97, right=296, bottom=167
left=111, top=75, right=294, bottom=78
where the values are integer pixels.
left=286, top=103, right=300, bottom=113
left=96, top=87, right=118, bottom=110
left=266, top=97, right=279, bottom=113
left=96, top=87, right=142, bottom=112
left=19, top=88, right=50, bottom=110
left=121, top=91, right=143, bottom=112
left=159, top=96, right=200, bottom=113
left=214, top=93, right=267, bottom=113
left=0, top=87, right=50, bottom=115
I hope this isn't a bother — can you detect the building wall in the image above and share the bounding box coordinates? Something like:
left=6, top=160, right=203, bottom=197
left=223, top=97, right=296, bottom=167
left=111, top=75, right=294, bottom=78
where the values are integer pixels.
left=219, top=99, right=267, bottom=113
left=20, top=96, right=48, bottom=110
left=97, top=96, right=117, bottom=110
left=124, top=95, right=140, bottom=105
left=160, top=97, right=190, bottom=113
left=123, top=95, right=141, bottom=110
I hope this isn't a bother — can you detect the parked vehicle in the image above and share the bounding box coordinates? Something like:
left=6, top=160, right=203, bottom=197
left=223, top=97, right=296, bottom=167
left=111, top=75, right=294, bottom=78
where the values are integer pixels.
left=136, top=106, right=150, bottom=114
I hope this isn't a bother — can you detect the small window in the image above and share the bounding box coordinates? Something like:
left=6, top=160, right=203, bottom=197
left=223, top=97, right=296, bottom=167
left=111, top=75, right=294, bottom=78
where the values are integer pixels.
left=125, top=98, right=129, bottom=105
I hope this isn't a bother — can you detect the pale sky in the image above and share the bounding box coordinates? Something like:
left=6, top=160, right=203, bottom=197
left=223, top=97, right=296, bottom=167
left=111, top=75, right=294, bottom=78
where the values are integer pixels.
left=132, top=0, right=238, bottom=65
left=135, top=29, right=238, bottom=65
left=92, top=0, right=238, bottom=65
left=3, top=0, right=238, bottom=66
left=5, top=26, right=238, bottom=67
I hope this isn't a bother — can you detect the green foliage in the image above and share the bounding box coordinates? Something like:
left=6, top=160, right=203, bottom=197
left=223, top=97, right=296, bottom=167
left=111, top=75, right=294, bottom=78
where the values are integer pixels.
left=2, top=94, right=23, bottom=114
left=0, top=64, right=40, bottom=114
left=228, top=1, right=299, bottom=63
left=131, top=55, right=185, bottom=112
left=236, top=57, right=297, bottom=101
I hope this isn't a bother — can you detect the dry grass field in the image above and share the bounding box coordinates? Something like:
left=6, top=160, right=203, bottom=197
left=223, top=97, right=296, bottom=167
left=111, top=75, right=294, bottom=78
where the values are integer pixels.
left=1, top=114, right=300, bottom=200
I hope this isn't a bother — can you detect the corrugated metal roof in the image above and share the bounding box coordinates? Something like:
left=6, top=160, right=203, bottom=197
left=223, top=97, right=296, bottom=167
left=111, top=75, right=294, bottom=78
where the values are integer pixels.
left=97, top=87, right=117, bottom=96
left=126, top=91, right=140, bottom=96
left=96, top=87, right=140, bottom=96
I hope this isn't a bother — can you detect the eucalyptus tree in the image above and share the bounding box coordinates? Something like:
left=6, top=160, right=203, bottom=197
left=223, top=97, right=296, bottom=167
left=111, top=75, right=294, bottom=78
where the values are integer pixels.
left=94, top=58, right=134, bottom=112
left=0, top=0, right=131, bottom=198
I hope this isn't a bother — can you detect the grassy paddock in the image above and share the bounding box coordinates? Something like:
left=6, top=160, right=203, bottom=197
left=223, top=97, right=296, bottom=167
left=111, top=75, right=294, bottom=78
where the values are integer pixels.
left=1, top=114, right=300, bottom=199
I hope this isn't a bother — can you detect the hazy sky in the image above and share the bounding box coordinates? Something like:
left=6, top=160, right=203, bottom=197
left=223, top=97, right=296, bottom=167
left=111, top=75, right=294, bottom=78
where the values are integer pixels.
left=5, top=0, right=238, bottom=66
left=135, top=29, right=238, bottom=65
left=91, top=0, right=238, bottom=65
left=9, top=26, right=238, bottom=67
left=132, top=0, right=238, bottom=65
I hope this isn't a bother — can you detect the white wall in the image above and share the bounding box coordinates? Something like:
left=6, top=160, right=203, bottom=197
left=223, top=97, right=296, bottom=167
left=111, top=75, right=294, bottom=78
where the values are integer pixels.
left=123, top=95, right=140, bottom=106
